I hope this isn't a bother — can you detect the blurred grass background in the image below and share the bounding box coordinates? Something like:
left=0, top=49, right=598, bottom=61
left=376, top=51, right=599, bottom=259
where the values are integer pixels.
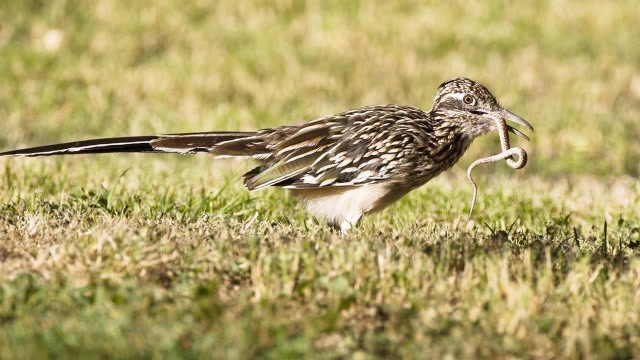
left=1, top=0, right=640, bottom=358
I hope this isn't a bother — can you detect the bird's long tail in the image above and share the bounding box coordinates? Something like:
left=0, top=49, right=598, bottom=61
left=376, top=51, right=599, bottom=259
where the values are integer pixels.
left=0, top=131, right=268, bottom=158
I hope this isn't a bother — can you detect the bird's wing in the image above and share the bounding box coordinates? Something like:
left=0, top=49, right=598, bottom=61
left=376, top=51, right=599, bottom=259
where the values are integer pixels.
left=242, top=118, right=346, bottom=190
left=243, top=105, right=431, bottom=190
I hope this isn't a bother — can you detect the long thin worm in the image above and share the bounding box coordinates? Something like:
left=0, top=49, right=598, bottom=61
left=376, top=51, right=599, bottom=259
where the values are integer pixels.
left=467, top=116, right=528, bottom=216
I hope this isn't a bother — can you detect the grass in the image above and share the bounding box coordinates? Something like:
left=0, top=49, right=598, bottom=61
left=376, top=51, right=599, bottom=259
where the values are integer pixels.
left=1, top=0, right=639, bottom=358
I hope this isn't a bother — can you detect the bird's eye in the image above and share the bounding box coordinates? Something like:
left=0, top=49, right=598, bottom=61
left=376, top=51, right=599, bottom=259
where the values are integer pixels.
left=463, top=95, right=475, bottom=105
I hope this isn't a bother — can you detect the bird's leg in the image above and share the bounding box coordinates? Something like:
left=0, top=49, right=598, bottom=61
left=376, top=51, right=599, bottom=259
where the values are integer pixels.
left=340, top=213, right=363, bottom=235
left=466, top=115, right=528, bottom=216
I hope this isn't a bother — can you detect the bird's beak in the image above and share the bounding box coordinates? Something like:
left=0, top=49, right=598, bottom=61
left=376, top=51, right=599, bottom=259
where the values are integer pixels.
left=487, top=109, right=534, bottom=141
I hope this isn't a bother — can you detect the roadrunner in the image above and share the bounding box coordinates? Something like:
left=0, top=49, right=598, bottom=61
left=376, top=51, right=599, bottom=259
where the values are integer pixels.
left=0, top=77, right=533, bottom=232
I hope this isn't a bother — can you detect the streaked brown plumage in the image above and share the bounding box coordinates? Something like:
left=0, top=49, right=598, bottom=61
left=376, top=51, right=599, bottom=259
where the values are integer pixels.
left=0, top=77, right=533, bottom=232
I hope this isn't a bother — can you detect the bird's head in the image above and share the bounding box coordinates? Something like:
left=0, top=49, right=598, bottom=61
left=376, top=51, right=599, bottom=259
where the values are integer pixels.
left=431, top=77, right=533, bottom=140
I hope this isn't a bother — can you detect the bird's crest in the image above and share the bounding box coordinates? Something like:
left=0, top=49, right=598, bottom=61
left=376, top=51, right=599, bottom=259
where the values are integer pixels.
left=432, top=77, right=500, bottom=111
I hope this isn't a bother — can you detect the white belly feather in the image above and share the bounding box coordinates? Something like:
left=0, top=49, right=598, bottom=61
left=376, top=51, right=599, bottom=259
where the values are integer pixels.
left=290, top=183, right=406, bottom=232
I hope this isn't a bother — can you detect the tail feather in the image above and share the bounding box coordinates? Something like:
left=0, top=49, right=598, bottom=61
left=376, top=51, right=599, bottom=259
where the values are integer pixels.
left=150, top=132, right=262, bottom=156
left=0, top=136, right=160, bottom=157
left=0, top=132, right=265, bottom=158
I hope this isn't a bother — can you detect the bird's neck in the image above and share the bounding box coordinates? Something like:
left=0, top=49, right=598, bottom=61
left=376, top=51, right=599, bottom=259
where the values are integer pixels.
left=396, top=115, right=476, bottom=188
left=430, top=113, right=480, bottom=165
